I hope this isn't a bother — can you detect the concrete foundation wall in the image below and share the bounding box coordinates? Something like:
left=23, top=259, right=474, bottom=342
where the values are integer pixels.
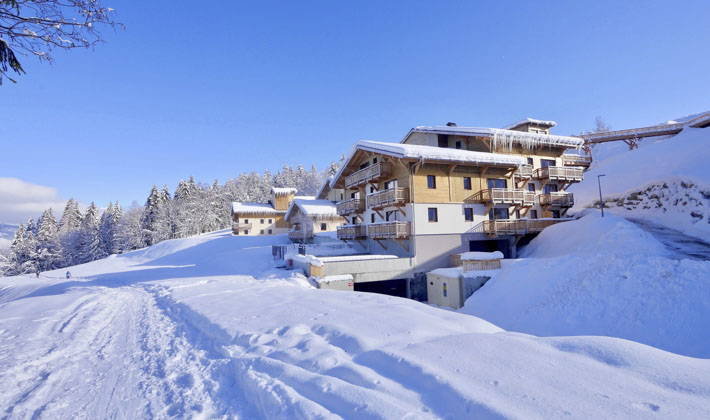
left=318, top=280, right=354, bottom=291
left=412, top=234, right=469, bottom=273
left=320, top=257, right=416, bottom=283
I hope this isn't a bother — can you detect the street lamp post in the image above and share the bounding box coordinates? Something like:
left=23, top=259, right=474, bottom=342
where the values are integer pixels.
left=597, top=174, right=607, bottom=217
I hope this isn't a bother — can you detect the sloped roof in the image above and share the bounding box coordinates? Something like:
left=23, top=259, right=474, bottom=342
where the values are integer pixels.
left=231, top=202, right=284, bottom=215
left=315, top=177, right=333, bottom=200
left=330, top=140, right=527, bottom=188
left=285, top=198, right=339, bottom=221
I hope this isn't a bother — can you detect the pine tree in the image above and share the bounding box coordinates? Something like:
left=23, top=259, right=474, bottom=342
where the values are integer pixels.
left=142, top=185, right=161, bottom=245
left=37, top=209, right=62, bottom=272
left=6, top=223, right=26, bottom=275
left=76, top=202, right=105, bottom=264
left=59, top=199, right=83, bottom=266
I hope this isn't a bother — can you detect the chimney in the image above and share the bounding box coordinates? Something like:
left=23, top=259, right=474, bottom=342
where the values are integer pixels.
left=446, top=122, right=457, bottom=127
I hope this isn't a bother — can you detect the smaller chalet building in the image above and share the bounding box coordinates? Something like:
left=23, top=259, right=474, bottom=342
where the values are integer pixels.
left=231, top=187, right=296, bottom=236
left=284, top=198, right=346, bottom=242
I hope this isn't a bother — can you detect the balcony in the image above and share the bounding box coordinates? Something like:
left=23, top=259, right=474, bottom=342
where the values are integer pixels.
left=472, top=188, right=535, bottom=207
left=534, top=166, right=584, bottom=182
left=232, top=222, right=252, bottom=230
left=562, top=154, right=592, bottom=167
left=288, top=227, right=313, bottom=242
left=481, top=218, right=573, bottom=236
left=344, top=162, right=392, bottom=190
left=367, top=187, right=409, bottom=210
left=337, top=224, right=367, bottom=240
left=539, top=192, right=574, bottom=208
left=368, top=221, right=411, bottom=239
left=514, top=164, right=533, bottom=179
left=336, top=198, right=365, bottom=216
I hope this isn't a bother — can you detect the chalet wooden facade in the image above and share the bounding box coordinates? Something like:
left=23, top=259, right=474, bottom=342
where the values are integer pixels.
left=230, top=188, right=295, bottom=236
left=327, top=119, right=589, bottom=273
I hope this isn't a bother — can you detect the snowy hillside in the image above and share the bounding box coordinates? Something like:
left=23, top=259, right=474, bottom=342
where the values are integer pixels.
left=2, top=230, right=710, bottom=418
left=462, top=212, right=710, bottom=358
left=569, top=126, right=710, bottom=240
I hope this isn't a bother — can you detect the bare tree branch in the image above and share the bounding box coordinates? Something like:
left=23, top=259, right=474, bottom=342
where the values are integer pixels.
left=0, top=0, right=122, bottom=84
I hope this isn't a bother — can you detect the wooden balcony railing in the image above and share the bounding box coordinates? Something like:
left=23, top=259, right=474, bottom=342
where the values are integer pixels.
left=562, top=154, right=592, bottom=167
left=337, top=224, right=367, bottom=240
left=289, top=228, right=313, bottom=241
left=336, top=198, right=365, bottom=216
left=472, top=188, right=535, bottom=206
left=233, top=222, right=252, bottom=230
left=526, top=219, right=568, bottom=233
left=482, top=220, right=528, bottom=236
left=539, top=192, right=574, bottom=207
left=367, top=187, right=409, bottom=210
left=534, top=166, right=584, bottom=182
left=463, top=259, right=502, bottom=272
left=514, top=164, right=533, bottom=179
left=368, top=221, right=410, bottom=239
left=345, top=162, right=392, bottom=189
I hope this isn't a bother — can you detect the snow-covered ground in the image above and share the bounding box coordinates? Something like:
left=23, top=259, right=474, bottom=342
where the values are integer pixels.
left=569, top=126, right=710, bottom=241
left=463, top=212, right=710, bottom=359
left=2, top=228, right=710, bottom=418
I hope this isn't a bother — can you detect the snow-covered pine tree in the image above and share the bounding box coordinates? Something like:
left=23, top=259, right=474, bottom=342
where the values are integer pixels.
left=110, top=203, right=124, bottom=253
left=8, top=220, right=39, bottom=275
left=5, top=223, right=26, bottom=275
left=36, top=209, right=62, bottom=272
left=76, top=202, right=105, bottom=264
left=99, top=203, right=116, bottom=256
left=115, top=204, right=144, bottom=252
left=142, top=185, right=162, bottom=246
left=58, top=199, right=83, bottom=266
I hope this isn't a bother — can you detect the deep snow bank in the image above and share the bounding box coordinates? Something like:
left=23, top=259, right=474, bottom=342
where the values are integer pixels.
left=569, top=126, right=710, bottom=239
left=462, top=213, right=710, bottom=358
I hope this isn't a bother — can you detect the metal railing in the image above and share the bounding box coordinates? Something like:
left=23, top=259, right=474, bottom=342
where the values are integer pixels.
left=336, top=224, right=367, bottom=240
left=368, top=221, right=410, bottom=239
left=471, top=188, right=535, bottom=206
left=514, top=164, right=533, bottom=179
left=534, top=166, right=584, bottom=182
left=367, top=187, right=409, bottom=209
left=562, top=154, right=592, bottom=167
left=344, top=162, right=392, bottom=189
left=336, top=198, right=365, bottom=215
left=539, top=192, right=574, bottom=207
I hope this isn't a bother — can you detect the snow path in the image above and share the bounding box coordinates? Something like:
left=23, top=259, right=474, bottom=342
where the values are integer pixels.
left=625, top=217, right=710, bottom=261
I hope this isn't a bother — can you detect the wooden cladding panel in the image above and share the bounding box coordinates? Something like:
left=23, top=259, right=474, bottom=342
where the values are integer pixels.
left=275, top=214, right=289, bottom=228
left=412, top=163, right=512, bottom=204
left=273, top=194, right=293, bottom=211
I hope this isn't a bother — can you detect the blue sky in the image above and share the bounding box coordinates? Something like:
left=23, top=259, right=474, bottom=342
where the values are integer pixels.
left=2, top=0, right=709, bottom=223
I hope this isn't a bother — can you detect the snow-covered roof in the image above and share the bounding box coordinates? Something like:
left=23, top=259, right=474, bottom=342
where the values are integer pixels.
left=231, top=202, right=284, bottom=215
left=330, top=140, right=527, bottom=188
left=460, top=251, right=504, bottom=261
left=271, top=187, right=297, bottom=196
left=284, top=198, right=339, bottom=221
left=503, top=118, right=558, bottom=130
left=313, top=274, right=354, bottom=284
left=315, top=178, right=333, bottom=200
left=404, top=126, right=582, bottom=149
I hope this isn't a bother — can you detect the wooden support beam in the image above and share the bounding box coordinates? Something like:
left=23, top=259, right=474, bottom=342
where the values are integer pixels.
left=395, top=239, right=409, bottom=253
left=396, top=205, right=406, bottom=217
left=413, top=161, right=423, bottom=175
left=448, top=164, right=457, bottom=176
left=374, top=239, right=387, bottom=250
left=521, top=206, right=531, bottom=217
left=368, top=181, right=379, bottom=191
left=561, top=208, right=570, bottom=217
left=374, top=209, right=383, bottom=218
left=355, top=239, right=365, bottom=248
left=481, top=166, right=489, bottom=177
left=540, top=179, right=549, bottom=192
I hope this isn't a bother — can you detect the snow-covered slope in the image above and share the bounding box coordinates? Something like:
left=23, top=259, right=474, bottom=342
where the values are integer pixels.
left=462, top=213, right=710, bottom=358
left=569, top=126, right=710, bottom=240
left=1, top=229, right=710, bottom=418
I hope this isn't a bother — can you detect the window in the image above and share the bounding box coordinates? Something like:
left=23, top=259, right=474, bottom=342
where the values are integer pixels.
left=320, top=223, right=327, bottom=231
left=351, top=192, right=356, bottom=199
left=487, top=178, right=507, bottom=189
left=530, top=210, right=538, bottom=219
left=260, top=219, right=264, bottom=224
left=371, top=213, right=375, bottom=223
left=373, top=157, right=378, bottom=164
left=244, top=230, right=248, bottom=235
left=352, top=216, right=358, bottom=224
left=268, top=229, right=272, bottom=234
left=515, top=210, right=521, bottom=219
left=463, top=177, right=472, bottom=190
left=386, top=210, right=396, bottom=221
left=528, top=183, right=536, bottom=192
left=370, top=186, right=375, bottom=193
left=340, top=193, right=344, bottom=200
left=455, top=140, right=462, bottom=149
left=427, top=175, right=436, bottom=189
left=541, top=159, right=555, bottom=168
left=260, top=229, right=264, bottom=234
left=489, top=208, right=509, bottom=220
left=268, top=219, right=272, bottom=223
left=527, top=157, right=534, bottom=165
left=551, top=210, right=561, bottom=219
left=438, top=134, right=449, bottom=148
left=244, top=219, right=249, bottom=223
left=464, top=208, right=473, bottom=221
left=428, top=207, right=438, bottom=222
left=360, top=161, right=369, bottom=170
left=544, top=184, right=559, bottom=194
